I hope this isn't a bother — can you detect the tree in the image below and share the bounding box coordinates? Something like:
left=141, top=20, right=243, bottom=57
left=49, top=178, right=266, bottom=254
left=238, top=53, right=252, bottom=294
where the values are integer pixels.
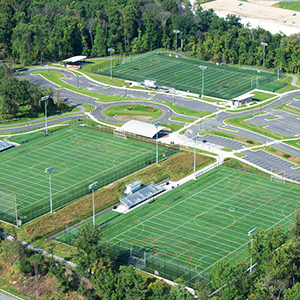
left=290, top=209, right=300, bottom=239
left=30, top=254, right=43, bottom=299
left=284, top=282, right=300, bottom=300
left=73, top=223, right=103, bottom=275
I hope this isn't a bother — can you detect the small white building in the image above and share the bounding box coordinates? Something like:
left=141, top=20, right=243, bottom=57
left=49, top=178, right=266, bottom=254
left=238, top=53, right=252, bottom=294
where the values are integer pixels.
left=143, top=80, right=157, bottom=89
left=125, top=180, right=142, bottom=195
left=228, top=93, right=253, bottom=108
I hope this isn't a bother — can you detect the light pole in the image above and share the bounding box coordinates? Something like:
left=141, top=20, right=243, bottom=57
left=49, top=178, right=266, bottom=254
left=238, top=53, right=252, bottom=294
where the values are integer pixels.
left=192, top=135, right=198, bottom=178
left=277, top=67, right=281, bottom=80
left=199, top=66, right=207, bottom=98
left=108, top=48, right=114, bottom=79
left=45, top=166, right=55, bottom=213
left=15, top=200, right=19, bottom=227
left=155, top=122, right=160, bottom=164
left=248, top=227, right=257, bottom=275
left=41, top=95, right=50, bottom=135
left=89, top=181, right=97, bottom=226
left=173, top=30, right=180, bottom=55
left=261, top=42, right=268, bottom=71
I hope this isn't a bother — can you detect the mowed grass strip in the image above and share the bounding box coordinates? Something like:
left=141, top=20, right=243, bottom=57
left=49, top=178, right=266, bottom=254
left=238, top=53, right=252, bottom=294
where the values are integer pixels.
left=0, top=126, right=174, bottom=223
left=100, top=166, right=300, bottom=283
left=96, top=53, right=277, bottom=100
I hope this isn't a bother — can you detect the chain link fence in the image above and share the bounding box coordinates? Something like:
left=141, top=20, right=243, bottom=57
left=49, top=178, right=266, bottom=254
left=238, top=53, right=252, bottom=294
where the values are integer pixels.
left=2, top=125, right=178, bottom=226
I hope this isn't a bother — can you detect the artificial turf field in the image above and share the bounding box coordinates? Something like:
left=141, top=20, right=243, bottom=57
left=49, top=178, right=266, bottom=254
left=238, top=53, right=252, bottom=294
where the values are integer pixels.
left=95, top=166, right=300, bottom=284
left=0, top=126, right=173, bottom=225
left=95, top=53, right=278, bottom=100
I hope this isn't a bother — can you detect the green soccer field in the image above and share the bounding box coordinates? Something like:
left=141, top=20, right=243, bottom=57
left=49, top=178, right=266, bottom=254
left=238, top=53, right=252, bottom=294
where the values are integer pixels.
left=94, top=166, right=300, bottom=285
left=95, top=53, right=278, bottom=99
left=0, top=126, right=176, bottom=225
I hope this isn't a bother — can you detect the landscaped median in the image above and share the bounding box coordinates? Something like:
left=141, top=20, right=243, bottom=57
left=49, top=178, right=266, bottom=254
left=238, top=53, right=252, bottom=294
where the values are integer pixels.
left=224, top=113, right=289, bottom=140
left=198, top=130, right=262, bottom=147
left=273, top=102, right=300, bottom=116
left=31, top=70, right=131, bottom=102
left=251, top=145, right=300, bottom=168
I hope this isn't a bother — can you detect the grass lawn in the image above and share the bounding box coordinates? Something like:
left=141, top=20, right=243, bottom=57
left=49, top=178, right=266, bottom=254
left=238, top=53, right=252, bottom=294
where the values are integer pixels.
left=276, top=76, right=300, bottom=93
left=160, top=122, right=184, bottom=132
left=58, top=166, right=300, bottom=286
left=273, top=1, right=300, bottom=11
left=0, top=125, right=177, bottom=225
left=168, top=103, right=211, bottom=118
left=251, top=91, right=275, bottom=101
left=169, top=117, right=195, bottom=123
left=104, top=104, right=162, bottom=120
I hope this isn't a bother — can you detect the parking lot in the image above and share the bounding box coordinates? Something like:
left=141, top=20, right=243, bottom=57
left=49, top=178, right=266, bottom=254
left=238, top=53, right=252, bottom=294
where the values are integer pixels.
left=245, top=111, right=300, bottom=137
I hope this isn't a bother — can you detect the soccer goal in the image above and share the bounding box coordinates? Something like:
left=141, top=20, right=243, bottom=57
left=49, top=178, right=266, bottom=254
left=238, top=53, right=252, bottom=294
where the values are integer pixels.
left=128, top=247, right=146, bottom=270
left=270, top=171, right=285, bottom=184
left=113, top=129, right=127, bottom=140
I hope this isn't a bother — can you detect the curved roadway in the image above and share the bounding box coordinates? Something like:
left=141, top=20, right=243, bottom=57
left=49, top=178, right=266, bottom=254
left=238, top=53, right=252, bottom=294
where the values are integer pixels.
left=2, top=67, right=300, bottom=182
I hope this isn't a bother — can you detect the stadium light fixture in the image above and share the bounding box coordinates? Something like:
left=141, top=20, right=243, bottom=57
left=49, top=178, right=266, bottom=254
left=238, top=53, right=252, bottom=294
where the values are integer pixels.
left=173, top=30, right=180, bottom=55
left=108, top=48, right=114, bottom=79
left=248, top=227, right=257, bottom=275
left=199, top=66, right=207, bottom=98
left=15, top=200, right=19, bottom=227
left=45, top=166, right=55, bottom=213
left=192, top=135, right=198, bottom=178
left=41, top=95, right=50, bottom=135
left=89, top=181, right=97, bottom=226
left=261, top=42, right=268, bottom=71
left=277, top=67, right=281, bottom=80
left=155, top=122, right=160, bottom=164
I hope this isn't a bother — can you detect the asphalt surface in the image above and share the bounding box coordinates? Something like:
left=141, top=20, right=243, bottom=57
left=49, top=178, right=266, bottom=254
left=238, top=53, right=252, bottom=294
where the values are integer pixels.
left=0, top=289, right=24, bottom=300
left=5, top=66, right=300, bottom=183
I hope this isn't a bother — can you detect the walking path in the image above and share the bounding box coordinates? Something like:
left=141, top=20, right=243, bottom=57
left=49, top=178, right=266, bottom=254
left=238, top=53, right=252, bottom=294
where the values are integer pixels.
left=0, top=289, right=24, bottom=300
left=0, top=231, right=76, bottom=269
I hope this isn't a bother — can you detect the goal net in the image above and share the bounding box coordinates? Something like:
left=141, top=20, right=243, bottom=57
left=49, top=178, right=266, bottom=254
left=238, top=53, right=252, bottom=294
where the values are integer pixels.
left=128, top=247, right=146, bottom=269
left=113, top=130, right=127, bottom=140
left=270, top=172, right=285, bottom=184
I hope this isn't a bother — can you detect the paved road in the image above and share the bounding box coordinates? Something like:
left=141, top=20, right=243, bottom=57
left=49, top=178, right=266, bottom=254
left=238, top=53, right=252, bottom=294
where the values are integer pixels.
left=0, top=289, right=24, bottom=300
left=21, top=67, right=218, bottom=117
left=0, top=114, right=86, bottom=134
left=92, top=100, right=197, bottom=125
left=10, top=67, right=300, bottom=183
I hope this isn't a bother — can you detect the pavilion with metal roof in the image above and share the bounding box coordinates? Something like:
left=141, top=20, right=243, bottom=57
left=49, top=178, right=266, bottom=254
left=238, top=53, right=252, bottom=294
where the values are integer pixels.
left=120, top=120, right=165, bottom=139
left=61, top=55, right=87, bottom=69
left=61, top=55, right=87, bottom=63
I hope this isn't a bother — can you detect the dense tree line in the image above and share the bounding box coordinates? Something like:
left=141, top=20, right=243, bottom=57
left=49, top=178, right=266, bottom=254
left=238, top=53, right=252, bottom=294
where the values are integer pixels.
left=0, top=0, right=299, bottom=73
left=0, top=65, right=74, bottom=121
left=2, top=214, right=300, bottom=299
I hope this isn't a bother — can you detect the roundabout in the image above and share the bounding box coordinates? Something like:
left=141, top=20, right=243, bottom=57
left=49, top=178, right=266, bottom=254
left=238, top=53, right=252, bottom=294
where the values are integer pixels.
left=102, top=103, right=164, bottom=122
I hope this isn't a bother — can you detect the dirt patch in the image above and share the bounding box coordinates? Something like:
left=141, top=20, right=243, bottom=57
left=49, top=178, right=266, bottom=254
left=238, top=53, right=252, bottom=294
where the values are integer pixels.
left=114, top=115, right=153, bottom=121
left=273, top=150, right=300, bottom=163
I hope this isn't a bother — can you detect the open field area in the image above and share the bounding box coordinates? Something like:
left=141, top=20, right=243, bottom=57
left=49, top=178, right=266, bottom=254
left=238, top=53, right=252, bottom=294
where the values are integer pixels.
left=0, top=126, right=176, bottom=225
left=58, top=166, right=300, bottom=286
left=95, top=53, right=278, bottom=100
left=273, top=1, right=300, bottom=11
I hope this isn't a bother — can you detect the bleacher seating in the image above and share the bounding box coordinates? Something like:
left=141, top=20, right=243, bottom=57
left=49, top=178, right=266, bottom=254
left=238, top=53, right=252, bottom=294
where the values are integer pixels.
left=0, top=140, right=15, bottom=152
left=120, top=184, right=165, bottom=209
